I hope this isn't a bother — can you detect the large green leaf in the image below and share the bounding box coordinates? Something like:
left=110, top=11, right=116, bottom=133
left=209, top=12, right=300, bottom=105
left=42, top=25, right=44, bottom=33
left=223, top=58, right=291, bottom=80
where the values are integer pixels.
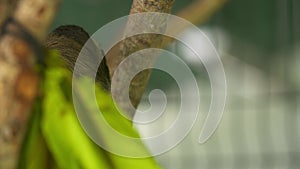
left=41, top=51, right=162, bottom=169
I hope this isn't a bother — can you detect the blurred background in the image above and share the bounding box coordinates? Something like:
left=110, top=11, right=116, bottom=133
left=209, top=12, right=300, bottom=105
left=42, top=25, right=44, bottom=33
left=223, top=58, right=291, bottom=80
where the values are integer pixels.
left=52, top=0, right=300, bottom=168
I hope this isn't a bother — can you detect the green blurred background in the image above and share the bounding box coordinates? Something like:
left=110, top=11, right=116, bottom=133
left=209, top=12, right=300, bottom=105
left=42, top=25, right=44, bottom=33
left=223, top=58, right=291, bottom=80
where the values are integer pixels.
left=51, top=0, right=300, bottom=168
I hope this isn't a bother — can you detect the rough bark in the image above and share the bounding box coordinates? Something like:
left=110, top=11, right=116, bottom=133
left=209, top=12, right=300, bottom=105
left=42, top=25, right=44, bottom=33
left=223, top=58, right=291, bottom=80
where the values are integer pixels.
left=0, top=0, right=61, bottom=168
left=107, top=0, right=175, bottom=118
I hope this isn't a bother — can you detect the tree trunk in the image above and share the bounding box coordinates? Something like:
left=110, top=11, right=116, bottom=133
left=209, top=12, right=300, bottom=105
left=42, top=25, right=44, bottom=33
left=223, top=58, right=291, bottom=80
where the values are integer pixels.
left=0, top=0, right=61, bottom=168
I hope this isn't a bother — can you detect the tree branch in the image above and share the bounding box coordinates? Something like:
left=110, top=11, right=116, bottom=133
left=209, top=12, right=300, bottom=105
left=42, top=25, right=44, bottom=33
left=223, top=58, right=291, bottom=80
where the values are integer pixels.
left=0, top=0, right=61, bottom=168
left=106, top=0, right=227, bottom=118
left=107, top=0, right=175, bottom=118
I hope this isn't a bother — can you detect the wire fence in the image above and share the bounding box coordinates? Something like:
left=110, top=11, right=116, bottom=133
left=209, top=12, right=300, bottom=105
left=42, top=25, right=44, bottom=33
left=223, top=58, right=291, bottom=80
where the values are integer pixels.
left=135, top=0, right=300, bottom=166
left=137, top=48, right=300, bottom=169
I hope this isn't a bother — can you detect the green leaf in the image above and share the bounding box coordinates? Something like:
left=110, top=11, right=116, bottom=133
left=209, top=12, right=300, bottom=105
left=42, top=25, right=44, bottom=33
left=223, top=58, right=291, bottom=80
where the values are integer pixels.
left=18, top=101, right=49, bottom=169
left=41, top=51, right=162, bottom=169
left=41, top=52, right=112, bottom=169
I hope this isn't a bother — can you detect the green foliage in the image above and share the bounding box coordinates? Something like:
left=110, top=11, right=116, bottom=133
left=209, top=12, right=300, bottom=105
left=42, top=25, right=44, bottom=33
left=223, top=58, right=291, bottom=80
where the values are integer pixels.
left=20, top=50, right=162, bottom=169
left=42, top=52, right=110, bottom=169
left=18, top=101, right=49, bottom=169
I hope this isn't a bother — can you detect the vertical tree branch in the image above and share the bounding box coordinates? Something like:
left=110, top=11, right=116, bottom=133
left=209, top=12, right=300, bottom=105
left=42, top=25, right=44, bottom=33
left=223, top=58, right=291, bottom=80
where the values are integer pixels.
left=0, top=0, right=61, bottom=168
left=107, top=0, right=175, bottom=118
